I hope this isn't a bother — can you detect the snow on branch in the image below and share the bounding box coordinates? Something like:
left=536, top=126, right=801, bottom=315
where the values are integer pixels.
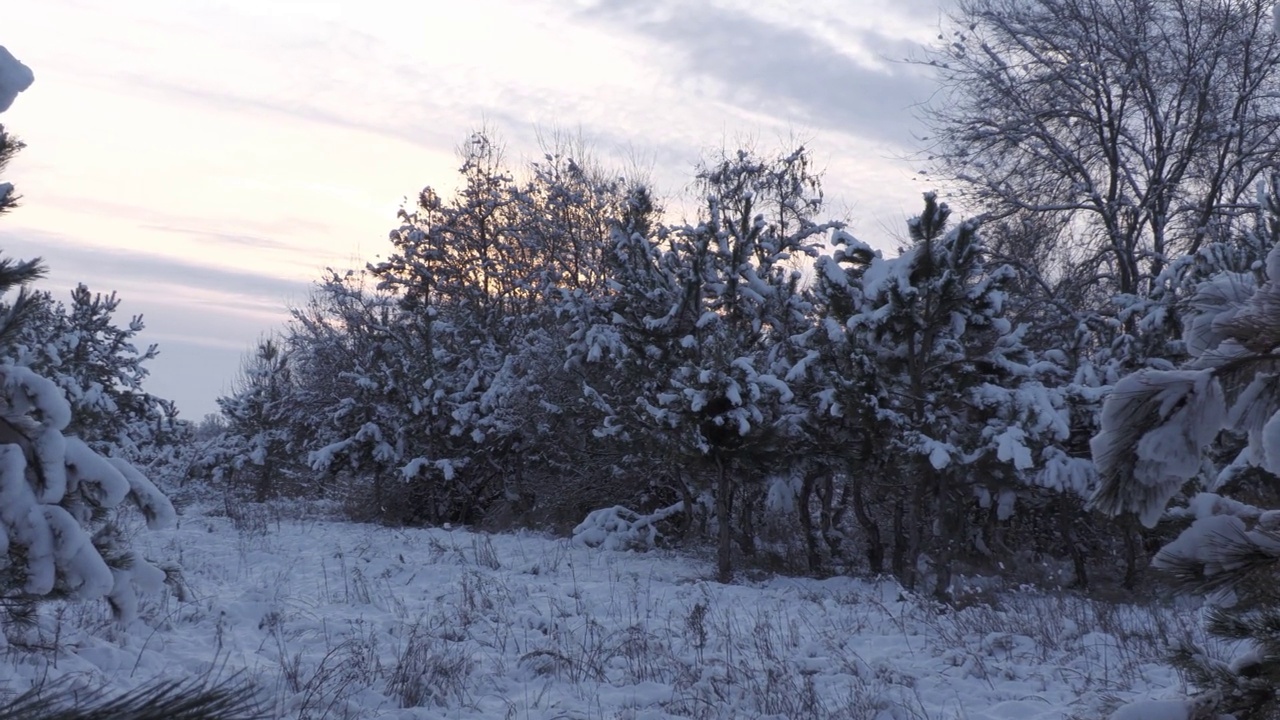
left=0, top=46, right=33, bottom=113
left=1090, top=370, right=1224, bottom=527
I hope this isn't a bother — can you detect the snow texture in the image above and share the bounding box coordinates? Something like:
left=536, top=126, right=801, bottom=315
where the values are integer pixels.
left=1108, top=700, right=1190, bottom=720
left=0, top=353, right=172, bottom=619
left=0, top=504, right=1195, bottom=719
left=1153, top=515, right=1247, bottom=575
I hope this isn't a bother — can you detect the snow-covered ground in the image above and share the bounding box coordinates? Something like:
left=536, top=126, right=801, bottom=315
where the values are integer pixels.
left=0, top=502, right=1202, bottom=719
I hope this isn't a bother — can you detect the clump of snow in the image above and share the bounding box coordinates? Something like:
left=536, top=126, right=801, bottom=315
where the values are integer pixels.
left=106, top=457, right=176, bottom=530
left=1153, top=515, right=1247, bottom=576
left=1092, top=370, right=1225, bottom=526
left=572, top=502, right=683, bottom=550
left=0, top=46, right=33, bottom=113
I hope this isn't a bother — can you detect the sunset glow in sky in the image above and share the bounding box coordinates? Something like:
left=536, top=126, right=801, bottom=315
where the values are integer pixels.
left=2, top=0, right=945, bottom=418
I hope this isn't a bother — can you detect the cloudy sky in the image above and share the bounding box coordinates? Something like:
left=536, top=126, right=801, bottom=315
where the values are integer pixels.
left=2, top=0, right=947, bottom=419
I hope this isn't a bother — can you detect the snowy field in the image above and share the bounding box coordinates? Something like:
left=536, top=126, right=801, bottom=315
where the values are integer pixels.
left=0, top=502, right=1202, bottom=719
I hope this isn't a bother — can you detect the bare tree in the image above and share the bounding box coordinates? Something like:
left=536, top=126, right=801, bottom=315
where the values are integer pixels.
left=923, top=0, right=1280, bottom=298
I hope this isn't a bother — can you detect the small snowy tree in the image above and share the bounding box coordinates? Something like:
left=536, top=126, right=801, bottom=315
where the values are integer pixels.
left=9, top=285, right=181, bottom=463
left=214, top=338, right=297, bottom=502
left=288, top=270, right=413, bottom=516
left=837, top=194, right=1066, bottom=598
left=803, top=227, right=884, bottom=574
left=365, top=130, right=649, bottom=525
left=573, top=146, right=834, bottom=582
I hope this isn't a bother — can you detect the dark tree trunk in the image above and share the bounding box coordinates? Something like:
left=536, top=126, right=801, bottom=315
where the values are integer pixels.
left=892, top=495, right=908, bottom=586
left=934, top=557, right=953, bottom=603
left=800, top=470, right=822, bottom=573
left=1122, top=514, right=1142, bottom=590
left=828, top=474, right=852, bottom=546
left=675, top=470, right=696, bottom=541
left=849, top=472, right=884, bottom=574
left=818, top=473, right=849, bottom=567
left=1059, top=497, right=1088, bottom=590
left=737, top=488, right=758, bottom=558
left=932, top=486, right=957, bottom=603
left=255, top=461, right=273, bottom=503
left=716, top=455, right=733, bottom=584
left=901, top=479, right=928, bottom=592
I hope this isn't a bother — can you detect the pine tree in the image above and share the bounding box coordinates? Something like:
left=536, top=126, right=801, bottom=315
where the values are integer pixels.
left=214, top=338, right=296, bottom=502
left=360, top=131, right=649, bottom=525
left=1091, top=177, right=1280, bottom=718
left=9, top=284, right=180, bottom=462
left=289, top=270, right=413, bottom=517
left=838, top=194, right=1064, bottom=598
left=573, top=146, right=835, bottom=582
left=0, top=68, right=176, bottom=622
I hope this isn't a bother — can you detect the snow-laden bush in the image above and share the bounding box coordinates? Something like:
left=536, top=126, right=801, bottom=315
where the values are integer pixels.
left=571, top=502, right=684, bottom=551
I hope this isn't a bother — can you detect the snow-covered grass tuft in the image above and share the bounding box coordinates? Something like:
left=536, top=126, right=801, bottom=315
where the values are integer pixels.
left=0, top=502, right=1198, bottom=719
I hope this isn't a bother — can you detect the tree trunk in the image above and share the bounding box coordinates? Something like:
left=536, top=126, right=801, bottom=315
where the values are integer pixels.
left=737, top=488, right=758, bottom=558
left=934, top=556, right=953, bottom=603
left=716, top=455, right=733, bottom=584
left=902, top=479, right=928, bottom=592
left=827, top=473, right=852, bottom=562
left=1059, top=497, right=1088, bottom=590
left=933, top=487, right=957, bottom=603
left=675, top=470, right=696, bottom=541
left=256, top=460, right=273, bottom=503
left=849, top=472, right=884, bottom=574
left=799, top=471, right=822, bottom=573
left=892, top=495, right=908, bottom=587
left=1122, top=514, right=1142, bottom=590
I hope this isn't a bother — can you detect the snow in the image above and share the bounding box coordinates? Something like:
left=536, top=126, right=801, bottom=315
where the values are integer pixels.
left=4, top=363, right=72, bottom=431
left=995, top=426, right=1034, bottom=469
left=926, top=438, right=953, bottom=469
left=106, top=457, right=177, bottom=530
left=0, top=46, right=33, bottom=113
left=1264, top=409, right=1280, bottom=475
left=572, top=502, right=684, bottom=550
left=42, top=504, right=114, bottom=599
left=1092, top=370, right=1226, bottom=526
left=0, top=444, right=55, bottom=594
left=1152, top=512, right=1239, bottom=568
left=64, top=436, right=131, bottom=507
left=1108, top=700, right=1190, bottom=720
left=0, top=501, right=1190, bottom=719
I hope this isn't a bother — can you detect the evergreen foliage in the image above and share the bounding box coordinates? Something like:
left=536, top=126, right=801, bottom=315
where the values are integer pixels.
left=0, top=106, right=177, bottom=622
left=0, top=672, right=268, bottom=720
